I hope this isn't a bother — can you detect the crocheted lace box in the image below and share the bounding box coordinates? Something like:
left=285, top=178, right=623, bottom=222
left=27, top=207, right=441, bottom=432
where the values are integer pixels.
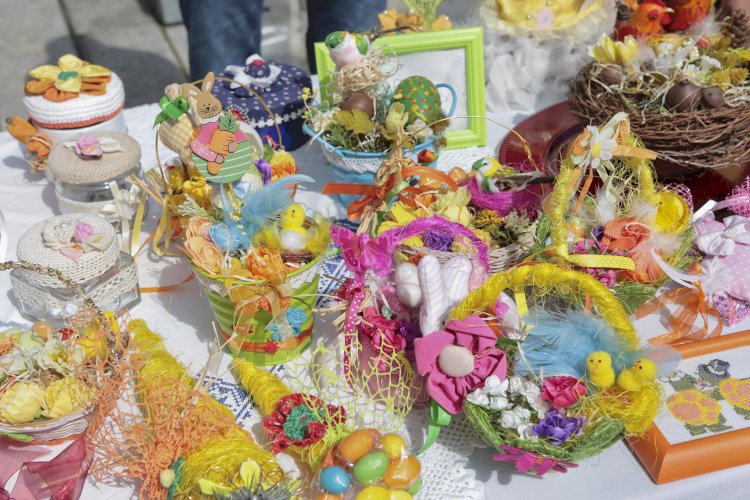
left=15, top=215, right=120, bottom=287
left=47, top=132, right=141, bottom=185
left=23, top=72, right=125, bottom=130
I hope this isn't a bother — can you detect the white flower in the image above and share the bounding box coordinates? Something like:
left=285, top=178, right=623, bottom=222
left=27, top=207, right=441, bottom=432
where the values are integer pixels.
left=0, top=349, right=30, bottom=377
left=499, top=406, right=532, bottom=429
left=406, top=119, right=434, bottom=141
left=466, top=390, right=490, bottom=408
left=519, top=380, right=541, bottom=402
left=508, top=376, right=525, bottom=395
left=488, top=394, right=511, bottom=411
left=32, top=338, right=76, bottom=376
left=517, top=423, right=537, bottom=440
left=484, top=375, right=509, bottom=396
left=579, top=125, right=616, bottom=170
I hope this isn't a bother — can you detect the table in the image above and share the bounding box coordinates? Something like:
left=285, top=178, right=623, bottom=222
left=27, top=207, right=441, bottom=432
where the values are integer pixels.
left=1, top=104, right=748, bottom=500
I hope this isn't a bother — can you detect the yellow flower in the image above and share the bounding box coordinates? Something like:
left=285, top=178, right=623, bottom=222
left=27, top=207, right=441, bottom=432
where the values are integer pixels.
left=28, top=54, right=111, bottom=94
left=269, top=150, right=297, bottom=181
left=184, top=236, right=225, bottom=275
left=0, top=382, right=44, bottom=424
left=589, top=34, right=639, bottom=67
left=43, top=377, right=95, bottom=419
left=377, top=202, right=427, bottom=247
left=186, top=216, right=213, bottom=240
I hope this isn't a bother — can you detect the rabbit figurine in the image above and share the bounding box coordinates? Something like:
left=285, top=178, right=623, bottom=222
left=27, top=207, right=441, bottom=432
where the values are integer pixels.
left=184, top=72, right=247, bottom=176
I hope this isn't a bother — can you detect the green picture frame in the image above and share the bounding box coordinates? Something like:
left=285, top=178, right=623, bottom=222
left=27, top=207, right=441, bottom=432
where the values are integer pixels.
left=314, top=26, right=487, bottom=150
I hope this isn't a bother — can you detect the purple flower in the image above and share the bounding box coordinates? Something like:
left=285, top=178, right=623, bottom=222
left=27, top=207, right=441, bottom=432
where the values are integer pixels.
left=532, top=409, right=585, bottom=445
left=74, top=134, right=103, bottom=159
left=255, top=158, right=272, bottom=184
left=73, top=222, right=94, bottom=244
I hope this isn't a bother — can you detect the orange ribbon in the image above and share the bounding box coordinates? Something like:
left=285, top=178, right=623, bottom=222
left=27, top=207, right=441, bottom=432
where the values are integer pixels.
left=321, top=165, right=458, bottom=220
left=635, top=284, right=722, bottom=346
left=140, top=274, right=195, bottom=294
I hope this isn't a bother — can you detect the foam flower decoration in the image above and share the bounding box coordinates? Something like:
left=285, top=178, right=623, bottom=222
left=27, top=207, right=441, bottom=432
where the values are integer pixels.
left=43, top=377, right=95, bottom=419
left=0, top=382, right=44, bottom=424
left=26, top=54, right=111, bottom=102
left=589, top=34, right=640, bottom=67
left=184, top=236, right=224, bottom=275
left=414, top=315, right=507, bottom=414
left=262, top=393, right=346, bottom=454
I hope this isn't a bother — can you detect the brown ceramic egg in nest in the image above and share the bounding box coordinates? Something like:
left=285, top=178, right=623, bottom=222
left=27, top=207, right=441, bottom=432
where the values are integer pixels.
left=665, top=80, right=702, bottom=112
left=600, top=65, right=623, bottom=85
left=702, top=86, right=724, bottom=108
left=341, top=91, right=375, bottom=118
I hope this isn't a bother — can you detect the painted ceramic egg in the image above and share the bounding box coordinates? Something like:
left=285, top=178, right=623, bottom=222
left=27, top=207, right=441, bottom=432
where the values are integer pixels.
left=393, top=76, right=442, bottom=126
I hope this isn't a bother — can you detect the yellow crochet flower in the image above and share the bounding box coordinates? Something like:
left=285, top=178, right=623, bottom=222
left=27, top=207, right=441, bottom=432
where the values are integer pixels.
left=43, top=377, right=95, bottom=419
left=0, top=382, right=44, bottom=424
left=29, top=54, right=111, bottom=94
left=377, top=202, right=427, bottom=247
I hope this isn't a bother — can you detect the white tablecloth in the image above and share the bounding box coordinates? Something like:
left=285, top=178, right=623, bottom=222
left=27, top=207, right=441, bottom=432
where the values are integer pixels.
left=1, top=104, right=748, bottom=500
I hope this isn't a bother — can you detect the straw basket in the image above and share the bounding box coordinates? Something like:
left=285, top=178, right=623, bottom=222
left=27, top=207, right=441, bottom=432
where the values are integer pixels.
left=455, top=263, right=639, bottom=465
left=0, top=261, right=122, bottom=444
left=192, top=253, right=324, bottom=365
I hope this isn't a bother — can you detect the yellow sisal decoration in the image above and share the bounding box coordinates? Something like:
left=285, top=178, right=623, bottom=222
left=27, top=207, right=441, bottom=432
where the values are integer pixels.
left=128, top=320, right=282, bottom=497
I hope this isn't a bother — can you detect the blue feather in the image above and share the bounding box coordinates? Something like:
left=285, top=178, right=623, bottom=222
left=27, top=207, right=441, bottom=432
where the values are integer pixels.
left=240, top=174, right=313, bottom=236
left=513, top=309, right=639, bottom=379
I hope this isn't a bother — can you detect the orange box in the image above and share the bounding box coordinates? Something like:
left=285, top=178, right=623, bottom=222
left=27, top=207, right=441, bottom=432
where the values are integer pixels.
left=628, top=331, right=750, bottom=484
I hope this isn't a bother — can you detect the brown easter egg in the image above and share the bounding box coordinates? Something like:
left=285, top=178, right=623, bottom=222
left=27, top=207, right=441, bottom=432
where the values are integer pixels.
left=600, top=65, right=623, bottom=85
left=702, top=86, right=724, bottom=108
left=665, top=80, right=701, bottom=112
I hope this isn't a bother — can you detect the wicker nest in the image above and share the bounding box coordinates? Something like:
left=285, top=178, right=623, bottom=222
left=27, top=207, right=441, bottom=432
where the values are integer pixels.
left=569, top=63, right=750, bottom=173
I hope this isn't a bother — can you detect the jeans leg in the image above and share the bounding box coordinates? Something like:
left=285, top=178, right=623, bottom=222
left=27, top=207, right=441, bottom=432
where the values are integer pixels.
left=305, top=0, right=387, bottom=72
left=180, top=0, right=263, bottom=81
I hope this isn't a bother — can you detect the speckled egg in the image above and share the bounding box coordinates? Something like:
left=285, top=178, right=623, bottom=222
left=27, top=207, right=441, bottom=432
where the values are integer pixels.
left=393, top=76, right=443, bottom=125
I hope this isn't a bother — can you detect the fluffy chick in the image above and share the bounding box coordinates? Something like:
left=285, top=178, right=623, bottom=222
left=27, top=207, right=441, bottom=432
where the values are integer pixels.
left=617, top=359, right=658, bottom=391
left=587, top=351, right=616, bottom=390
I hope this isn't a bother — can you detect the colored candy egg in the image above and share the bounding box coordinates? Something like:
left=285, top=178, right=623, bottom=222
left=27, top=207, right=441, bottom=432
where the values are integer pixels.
left=393, top=76, right=442, bottom=126
left=379, top=433, right=407, bottom=459
left=419, top=174, right=442, bottom=190
left=404, top=477, right=422, bottom=495
left=449, top=167, right=468, bottom=185
left=338, top=429, right=378, bottom=463
left=319, top=466, right=351, bottom=494
left=389, top=490, right=413, bottom=500
left=353, top=451, right=389, bottom=485
left=355, top=485, right=390, bottom=500
left=383, top=455, right=421, bottom=489
left=317, top=495, right=343, bottom=500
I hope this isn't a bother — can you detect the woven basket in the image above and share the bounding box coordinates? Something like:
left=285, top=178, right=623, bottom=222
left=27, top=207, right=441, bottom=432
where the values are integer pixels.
left=454, top=263, right=637, bottom=465
left=569, top=63, right=750, bottom=175
left=192, top=253, right=324, bottom=365
left=0, top=261, right=121, bottom=444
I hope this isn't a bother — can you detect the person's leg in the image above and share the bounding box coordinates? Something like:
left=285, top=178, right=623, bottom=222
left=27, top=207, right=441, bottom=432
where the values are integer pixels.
left=305, top=0, right=386, bottom=72
left=180, top=0, right=263, bottom=81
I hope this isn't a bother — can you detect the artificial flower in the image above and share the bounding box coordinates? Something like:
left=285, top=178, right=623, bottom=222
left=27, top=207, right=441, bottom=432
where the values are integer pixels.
left=73, top=134, right=103, bottom=158
left=0, top=382, right=44, bottom=424
left=432, top=187, right=473, bottom=227
left=245, top=247, right=290, bottom=281
left=43, top=377, right=95, bottom=419
left=26, top=54, right=111, bottom=102
left=406, top=119, right=434, bottom=141
left=376, top=202, right=427, bottom=247
left=601, top=218, right=650, bottom=252
left=269, top=150, right=297, bottom=182
left=589, top=34, right=640, bottom=67
left=34, top=338, right=80, bottom=375
left=532, top=409, right=585, bottom=445
left=385, top=102, right=408, bottom=135
left=185, top=216, right=213, bottom=240
left=184, top=236, right=224, bottom=275
left=572, top=125, right=616, bottom=170
left=493, top=445, right=578, bottom=476
left=359, top=307, right=406, bottom=354
left=572, top=238, right=622, bottom=286
left=541, top=376, right=586, bottom=409
left=414, top=315, right=507, bottom=414
left=262, top=393, right=345, bottom=454
left=183, top=177, right=212, bottom=210
left=499, top=406, right=532, bottom=429
left=73, top=221, right=94, bottom=244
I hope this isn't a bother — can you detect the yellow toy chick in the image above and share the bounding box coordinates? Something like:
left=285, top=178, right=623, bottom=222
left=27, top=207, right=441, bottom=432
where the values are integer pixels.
left=587, top=351, right=616, bottom=390
left=279, top=203, right=307, bottom=252
left=80, top=311, right=120, bottom=360
left=616, top=359, right=657, bottom=391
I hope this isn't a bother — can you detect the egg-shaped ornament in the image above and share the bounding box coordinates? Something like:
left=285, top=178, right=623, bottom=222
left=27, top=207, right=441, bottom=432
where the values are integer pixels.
left=392, top=76, right=442, bottom=126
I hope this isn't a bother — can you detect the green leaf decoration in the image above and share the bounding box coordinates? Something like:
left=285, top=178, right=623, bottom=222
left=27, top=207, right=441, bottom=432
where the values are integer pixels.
left=219, top=110, right=240, bottom=133
left=333, top=109, right=374, bottom=135
left=0, top=431, right=34, bottom=442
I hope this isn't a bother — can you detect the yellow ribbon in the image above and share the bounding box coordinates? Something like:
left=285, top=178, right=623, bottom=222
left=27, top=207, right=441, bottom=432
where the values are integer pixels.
left=564, top=253, right=636, bottom=271
left=227, top=278, right=293, bottom=337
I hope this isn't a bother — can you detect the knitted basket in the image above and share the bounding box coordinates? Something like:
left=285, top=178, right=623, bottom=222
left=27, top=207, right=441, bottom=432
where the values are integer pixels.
left=453, top=263, right=644, bottom=466
left=0, top=261, right=121, bottom=444
left=10, top=214, right=139, bottom=320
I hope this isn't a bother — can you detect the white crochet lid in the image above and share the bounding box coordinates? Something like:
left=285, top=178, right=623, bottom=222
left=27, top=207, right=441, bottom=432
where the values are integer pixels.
left=16, top=214, right=119, bottom=288
left=47, top=132, right=141, bottom=184
left=23, top=72, right=125, bottom=129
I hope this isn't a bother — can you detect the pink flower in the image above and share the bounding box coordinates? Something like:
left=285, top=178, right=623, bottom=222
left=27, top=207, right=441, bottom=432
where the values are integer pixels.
left=414, top=315, right=507, bottom=414
left=535, top=8, right=554, bottom=30
left=493, top=445, right=578, bottom=476
left=359, top=307, right=405, bottom=354
left=73, top=222, right=94, bottom=244
left=541, top=376, right=586, bottom=409
left=73, top=134, right=103, bottom=159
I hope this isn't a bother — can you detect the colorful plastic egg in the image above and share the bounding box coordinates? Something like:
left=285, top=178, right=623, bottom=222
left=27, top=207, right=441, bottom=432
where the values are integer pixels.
left=404, top=477, right=422, bottom=495
left=338, top=429, right=378, bottom=463
left=317, top=495, right=343, bottom=500
left=383, top=455, right=421, bottom=489
left=356, top=485, right=390, bottom=500
left=389, top=490, right=413, bottom=500
left=379, top=433, right=407, bottom=459
left=353, top=451, right=389, bottom=485
left=393, top=76, right=442, bottom=126
left=320, top=466, right=351, bottom=494
left=449, top=167, right=468, bottom=185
